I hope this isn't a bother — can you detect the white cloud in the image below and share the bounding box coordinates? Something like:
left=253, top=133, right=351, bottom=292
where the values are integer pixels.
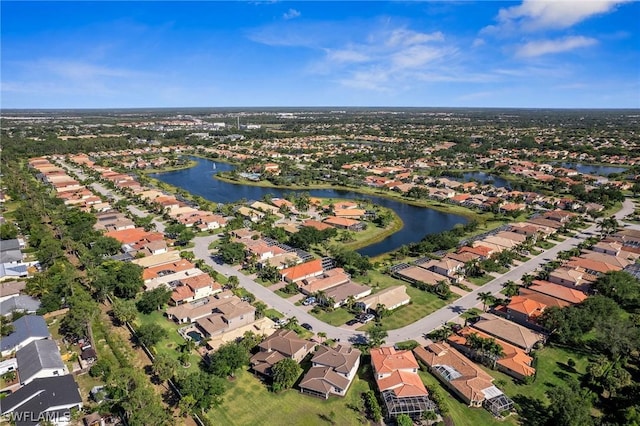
left=283, top=8, right=301, bottom=20
left=324, top=49, right=370, bottom=64
left=472, top=38, right=485, bottom=48
left=386, top=29, right=444, bottom=47
left=487, top=0, right=630, bottom=32
left=516, top=36, right=598, bottom=57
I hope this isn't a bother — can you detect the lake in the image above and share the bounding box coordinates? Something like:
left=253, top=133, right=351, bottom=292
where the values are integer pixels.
left=150, top=157, right=468, bottom=257
left=553, top=162, right=628, bottom=176
left=460, top=171, right=510, bottom=188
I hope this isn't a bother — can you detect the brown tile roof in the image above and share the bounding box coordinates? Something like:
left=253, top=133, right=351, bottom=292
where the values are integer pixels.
left=471, top=313, right=545, bottom=351
left=311, top=345, right=361, bottom=375
left=414, top=343, right=495, bottom=404
left=528, top=280, right=588, bottom=304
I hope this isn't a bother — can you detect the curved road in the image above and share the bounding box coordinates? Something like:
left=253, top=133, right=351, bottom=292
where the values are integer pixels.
left=194, top=198, right=636, bottom=344
left=60, top=157, right=635, bottom=345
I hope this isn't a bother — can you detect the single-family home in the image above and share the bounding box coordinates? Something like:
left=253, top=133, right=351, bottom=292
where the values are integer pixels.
left=371, top=346, right=435, bottom=419
left=299, top=345, right=361, bottom=399
left=1, top=315, right=51, bottom=357
left=16, top=339, right=66, bottom=385
left=250, top=329, right=314, bottom=377
left=356, top=286, right=410, bottom=312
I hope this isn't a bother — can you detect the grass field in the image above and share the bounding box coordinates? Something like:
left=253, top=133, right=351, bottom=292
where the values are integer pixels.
left=418, top=369, right=516, bottom=426
left=206, top=369, right=374, bottom=426
left=482, top=345, right=590, bottom=404
left=468, top=275, right=493, bottom=286
left=311, top=308, right=354, bottom=326
left=135, top=311, right=201, bottom=372
left=359, top=271, right=454, bottom=331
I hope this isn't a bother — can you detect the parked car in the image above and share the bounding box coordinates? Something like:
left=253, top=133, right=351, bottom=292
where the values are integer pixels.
left=302, top=297, right=316, bottom=306
left=301, top=323, right=313, bottom=331
left=345, top=319, right=359, bottom=326
left=360, top=314, right=375, bottom=324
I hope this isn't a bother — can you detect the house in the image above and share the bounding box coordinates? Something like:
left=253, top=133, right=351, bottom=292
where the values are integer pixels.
left=170, top=273, right=222, bottom=305
left=297, top=268, right=350, bottom=295
left=16, top=340, right=66, bottom=385
left=280, top=259, right=324, bottom=283
left=195, top=299, right=256, bottom=338
left=323, top=216, right=364, bottom=231
left=414, top=343, right=513, bottom=415
left=356, top=286, right=410, bottom=312
left=250, top=329, right=314, bottom=377
left=548, top=267, right=591, bottom=288
left=1, top=315, right=51, bottom=357
left=166, top=290, right=240, bottom=323
left=0, top=281, right=27, bottom=302
left=423, top=258, right=464, bottom=281
left=0, top=295, right=41, bottom=317
left=471, top=313, right=545, bottom=352
left=500, top=296, right=547, bottom=329
left=394, top=265, right=449, bottom=286
left=299, top=345, right=361, bottom=399
left=323, top=282, right=373, bottom=308
left=0, top=375, right=82, bottom=426
left=370, top=346, right=434, bottom=419
left=448, top=327, right=535, bottom=381
left=526, top=280, right=588, bottom=305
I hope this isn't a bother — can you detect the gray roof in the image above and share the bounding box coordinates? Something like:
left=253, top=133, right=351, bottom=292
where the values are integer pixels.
left=0, top=249, right=23, bottom=264
left=0, top=375, right=82, bottom=425
left=0, top=315, right=50, bottom=353
left=0, top=295, right=40, bottom=316
left=0, top=239, right=21, bottom=252
left=16, top=340, right=64, bottom=384
left=0, top=263, right=28, bottom=279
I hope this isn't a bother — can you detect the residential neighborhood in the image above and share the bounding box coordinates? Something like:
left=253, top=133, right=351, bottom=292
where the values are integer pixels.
left=1, top=108, right=640, bottom=426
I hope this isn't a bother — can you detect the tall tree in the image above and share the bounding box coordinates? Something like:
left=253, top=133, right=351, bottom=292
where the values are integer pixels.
left=271, top=358, right=302, bottom=392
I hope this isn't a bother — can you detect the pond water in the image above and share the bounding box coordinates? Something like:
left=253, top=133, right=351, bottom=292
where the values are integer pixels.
left=151, top=157, right=468, bottom=257
left=553, top=162, right=628, bottom=176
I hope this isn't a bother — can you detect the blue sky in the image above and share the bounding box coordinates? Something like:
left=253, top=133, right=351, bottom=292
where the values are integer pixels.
left=2, top=1, right=639, bottom=108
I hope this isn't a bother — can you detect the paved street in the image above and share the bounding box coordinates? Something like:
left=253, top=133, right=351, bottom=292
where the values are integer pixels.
left=58, top=156, right=637, bottom=344
left=194, top=198, right=636, bottom=344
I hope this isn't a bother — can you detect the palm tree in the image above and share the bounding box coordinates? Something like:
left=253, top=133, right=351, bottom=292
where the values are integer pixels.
left=285, top=316, right=299, bottom=330
left=502, top=281, right=520, bottom=298
left=521, top=273, right=534, bottom=287
left=317, top=332, right=327, bottom=343
left=433, top=323, right=454, bottom=342
left=434, top=280, right=451, bottom=299
left=477, top=291, right=495, bottom=312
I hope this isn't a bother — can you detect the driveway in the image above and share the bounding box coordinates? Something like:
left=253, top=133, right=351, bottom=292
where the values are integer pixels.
left=59, top=156, right=637, bottom=345
left=193, top=198, right=636, bottom=344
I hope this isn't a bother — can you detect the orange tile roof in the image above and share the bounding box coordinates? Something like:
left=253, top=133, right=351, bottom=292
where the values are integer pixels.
left=323, top=216, right=360, bottom=227
left=507, top=295, right=547, bottom=318
left=142, top=259, right=195, bottom=280
left=105, top=227, right=158, bottom=244
left=448, top=327, right=535, bottom=378
left=280, top=259, right=323, bottom=282
left=370, top=347, right=419, bottom=374
left=377, top=370, right=429, bottom=397
left=302, top=220, right=333, bottom=231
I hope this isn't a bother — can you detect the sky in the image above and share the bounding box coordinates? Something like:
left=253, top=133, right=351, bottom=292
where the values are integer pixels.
left=2, top=1, right=639, bottom=109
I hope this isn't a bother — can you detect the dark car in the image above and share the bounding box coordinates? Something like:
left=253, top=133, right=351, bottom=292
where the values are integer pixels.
left=346, top=319, right=359, bottom=326
left=301, top=323, right=313, bottom=331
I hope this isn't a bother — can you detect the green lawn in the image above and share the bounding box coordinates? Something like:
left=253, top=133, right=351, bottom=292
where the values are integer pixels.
left=468, top=275, right=493, bottom=286
left=359, top=271, right=454, bottom=331
left=264, top=308, right=283, bottom=320
left=418, top=369, right=516, bottom=426
left=536, top=241, right=555, bottom=250
left=481, top=345, right=590, bottom=404
left=311, top=308, right=354, bottom=326
left=206, top=369, right=373, bottom=426
left=135, top=311, right=201, bottom=372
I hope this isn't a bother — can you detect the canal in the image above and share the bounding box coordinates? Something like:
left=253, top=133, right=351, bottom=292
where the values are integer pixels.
left=150, top=157, right=468, bottom=257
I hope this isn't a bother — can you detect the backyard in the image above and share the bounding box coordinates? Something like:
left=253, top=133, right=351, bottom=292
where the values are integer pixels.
left=206, top=369, right=373, bottom=426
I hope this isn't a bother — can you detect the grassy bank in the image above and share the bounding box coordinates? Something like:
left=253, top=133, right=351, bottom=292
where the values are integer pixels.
left=139, top=160, right=198, bottom=174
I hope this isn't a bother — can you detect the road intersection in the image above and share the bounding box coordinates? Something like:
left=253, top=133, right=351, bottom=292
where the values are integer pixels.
left=58, top=159, right=636, bottom=345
